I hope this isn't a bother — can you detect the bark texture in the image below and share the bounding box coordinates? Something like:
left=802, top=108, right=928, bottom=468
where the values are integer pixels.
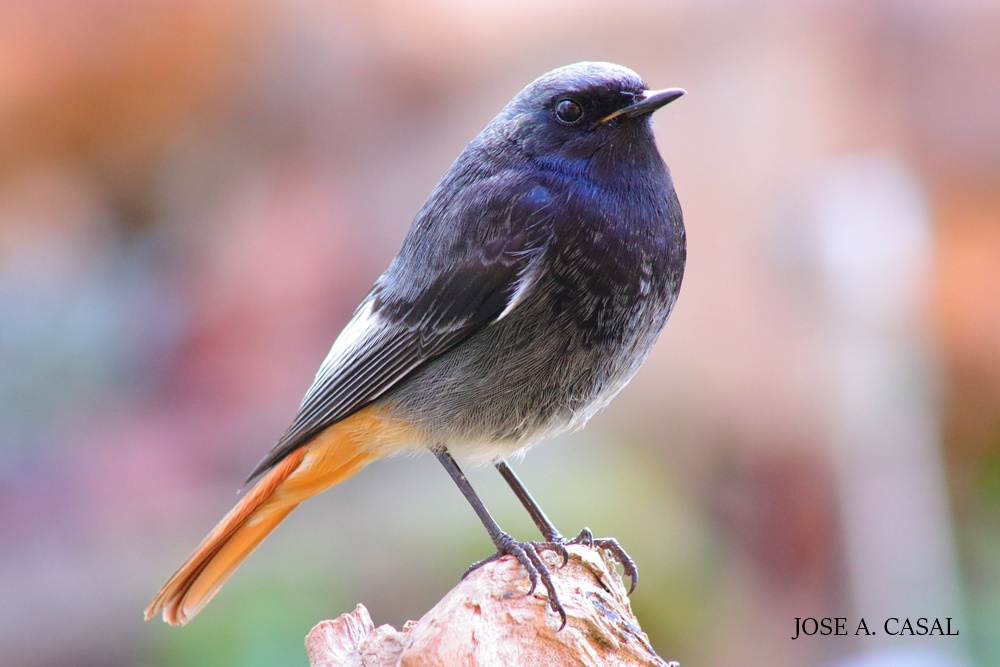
left=306, top=544, right=677, bottom=667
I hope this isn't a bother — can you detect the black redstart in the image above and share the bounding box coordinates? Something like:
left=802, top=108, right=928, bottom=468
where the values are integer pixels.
left=146, top=61, right=686, bottom=628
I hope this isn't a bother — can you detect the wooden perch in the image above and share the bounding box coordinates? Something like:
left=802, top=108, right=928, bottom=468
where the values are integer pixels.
left=306, top=544, right=678, bottom=667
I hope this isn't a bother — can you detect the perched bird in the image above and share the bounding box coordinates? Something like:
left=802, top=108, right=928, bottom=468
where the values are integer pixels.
left=146, top=61, right=686, bottom=628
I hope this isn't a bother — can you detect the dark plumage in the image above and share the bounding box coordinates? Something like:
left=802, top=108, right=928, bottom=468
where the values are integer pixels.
left=148, top=62, right=686, bottom=628
left=255, top=61, right=685, bottom=472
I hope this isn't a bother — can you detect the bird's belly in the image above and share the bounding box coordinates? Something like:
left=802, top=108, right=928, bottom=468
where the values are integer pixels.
left=377, top=288, right=669, bottom=461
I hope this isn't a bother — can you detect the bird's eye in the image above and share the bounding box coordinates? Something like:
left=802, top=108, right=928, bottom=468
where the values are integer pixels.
left=554, top=98, right=583, bottom=125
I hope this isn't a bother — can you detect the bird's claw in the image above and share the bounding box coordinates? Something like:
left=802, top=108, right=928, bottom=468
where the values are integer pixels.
left=567, top=527, right=638, bottom=594
left=462, top=529, right=635, bottom=629
left=465, top=535, right=569, bottom=630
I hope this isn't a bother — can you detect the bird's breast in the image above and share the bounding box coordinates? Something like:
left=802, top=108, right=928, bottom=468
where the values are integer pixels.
left=379, top=167, right=684, bottom=455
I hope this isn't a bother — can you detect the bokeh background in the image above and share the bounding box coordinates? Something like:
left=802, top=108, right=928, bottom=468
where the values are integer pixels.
left=2, top=1, right=998, bottom=666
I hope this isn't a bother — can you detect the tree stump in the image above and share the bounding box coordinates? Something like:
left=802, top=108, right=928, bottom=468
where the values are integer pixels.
left=306, top=544, right=677, bottom=667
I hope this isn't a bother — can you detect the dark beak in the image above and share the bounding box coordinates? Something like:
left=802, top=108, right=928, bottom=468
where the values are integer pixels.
left=599, top=87, right=686, bottom=124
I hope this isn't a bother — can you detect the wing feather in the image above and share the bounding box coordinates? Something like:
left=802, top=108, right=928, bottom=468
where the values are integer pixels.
left=245, top=176, right=553, bottom=481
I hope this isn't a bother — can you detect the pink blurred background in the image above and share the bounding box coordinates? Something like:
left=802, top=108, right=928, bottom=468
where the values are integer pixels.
left=1, top=1, right=998, bottom=666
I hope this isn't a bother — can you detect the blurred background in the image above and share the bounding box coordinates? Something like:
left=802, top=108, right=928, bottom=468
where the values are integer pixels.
left=1, top=1, right=998, bottom=665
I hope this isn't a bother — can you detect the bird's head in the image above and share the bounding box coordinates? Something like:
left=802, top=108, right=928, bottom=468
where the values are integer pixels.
left=489, top=62, right=684, bottom=163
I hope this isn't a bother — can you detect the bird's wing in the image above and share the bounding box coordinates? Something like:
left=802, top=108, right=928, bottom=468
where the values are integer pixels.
left=245, top=177, right=553, bottom=481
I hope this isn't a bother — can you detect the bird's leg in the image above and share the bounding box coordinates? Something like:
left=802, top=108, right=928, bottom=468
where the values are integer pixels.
left=435, top=450, right=567, bottom=628
left=494, top=459, right=639, bottom=594
left=494, top=460, right=568, bottom=565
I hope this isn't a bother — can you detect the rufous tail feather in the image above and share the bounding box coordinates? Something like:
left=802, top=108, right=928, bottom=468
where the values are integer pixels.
left=144, top=414, right=383, bottom=625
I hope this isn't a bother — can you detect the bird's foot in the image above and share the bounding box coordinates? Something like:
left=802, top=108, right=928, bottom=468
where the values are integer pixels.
left=463, top=534, right=569, bottom=629
left=566, top=527, right=638, bottom=594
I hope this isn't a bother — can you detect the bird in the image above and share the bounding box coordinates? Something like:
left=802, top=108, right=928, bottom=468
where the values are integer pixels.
left=145, top=61, right=686, bottom=629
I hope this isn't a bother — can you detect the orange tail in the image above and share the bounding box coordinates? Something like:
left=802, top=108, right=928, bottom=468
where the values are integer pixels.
left=145, top=409, right=395, bottom=625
